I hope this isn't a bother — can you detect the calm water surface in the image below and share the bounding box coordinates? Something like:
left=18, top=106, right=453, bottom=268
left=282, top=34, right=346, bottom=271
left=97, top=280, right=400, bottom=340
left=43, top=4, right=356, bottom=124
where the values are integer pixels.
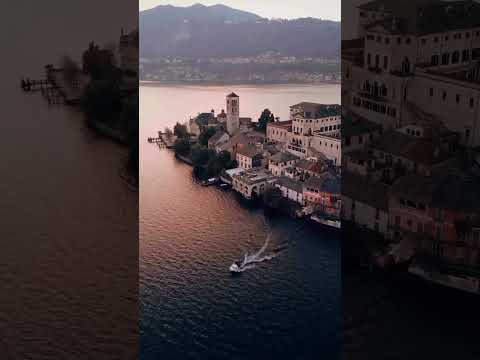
left=0, top=2, right=137, bottom=358
left=140, top=84, right=341, bottom=359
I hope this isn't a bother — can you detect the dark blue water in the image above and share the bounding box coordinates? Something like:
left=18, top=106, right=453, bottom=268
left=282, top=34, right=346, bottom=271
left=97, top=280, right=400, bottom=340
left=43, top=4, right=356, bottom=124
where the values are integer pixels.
left=140, top=142, right=340, bottom=359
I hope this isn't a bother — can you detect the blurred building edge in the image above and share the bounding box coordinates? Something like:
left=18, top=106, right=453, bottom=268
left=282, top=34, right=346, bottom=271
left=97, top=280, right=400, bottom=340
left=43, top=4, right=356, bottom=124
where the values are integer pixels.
left=119, top=27, right=139, bottom=88
left=342, top=0, right=480, bottom=294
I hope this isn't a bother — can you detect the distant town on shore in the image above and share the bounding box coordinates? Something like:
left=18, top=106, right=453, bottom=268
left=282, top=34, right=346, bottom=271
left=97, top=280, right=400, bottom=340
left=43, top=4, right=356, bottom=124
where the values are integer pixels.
left=139, top=3, right=340, bottom=84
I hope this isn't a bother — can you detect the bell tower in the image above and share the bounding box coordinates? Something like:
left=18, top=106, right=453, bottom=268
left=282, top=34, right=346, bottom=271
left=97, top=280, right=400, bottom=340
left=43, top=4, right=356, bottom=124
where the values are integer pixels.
left=226, top=92, right=239, bottom=135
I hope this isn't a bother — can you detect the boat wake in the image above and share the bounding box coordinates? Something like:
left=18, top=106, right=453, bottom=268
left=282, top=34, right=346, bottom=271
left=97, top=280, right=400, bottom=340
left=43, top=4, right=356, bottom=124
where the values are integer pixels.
left=230, top=234, right=287, bottom=273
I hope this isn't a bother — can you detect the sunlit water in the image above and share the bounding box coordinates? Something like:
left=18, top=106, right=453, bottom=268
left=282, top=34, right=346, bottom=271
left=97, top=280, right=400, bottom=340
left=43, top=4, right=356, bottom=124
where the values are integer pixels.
left=140, top=83, right=341, bottom=359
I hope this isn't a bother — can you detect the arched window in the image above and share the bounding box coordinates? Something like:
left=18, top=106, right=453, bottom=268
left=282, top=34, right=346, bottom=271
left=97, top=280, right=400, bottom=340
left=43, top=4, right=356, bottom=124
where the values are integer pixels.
left=431, top=54, right=439, bottom=66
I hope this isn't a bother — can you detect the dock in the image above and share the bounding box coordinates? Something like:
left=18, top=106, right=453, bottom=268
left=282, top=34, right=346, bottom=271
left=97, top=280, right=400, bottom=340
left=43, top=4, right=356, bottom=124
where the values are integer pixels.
left=147, top=132, right=177, bottom=148
left=21, top=64, right=87, bottom=106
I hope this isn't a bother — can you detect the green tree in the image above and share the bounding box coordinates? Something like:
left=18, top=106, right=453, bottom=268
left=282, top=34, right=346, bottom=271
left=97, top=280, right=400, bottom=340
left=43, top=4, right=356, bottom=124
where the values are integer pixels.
left=164, top=127, right=173, bottom=139
left=257, top=109, right=275, bottom=132
left=207, top=157, right=224, bottom=177
left=199, top=127, right=217, bottom=147
left=218, top=150, right=231, bottom=166
left=82, top=41, right=118, bottom=80
left=191, top=148, right=215, bottom=167
left=174, top=122, right=189, bottom=138
left=174, top=138, right=191, bottom=156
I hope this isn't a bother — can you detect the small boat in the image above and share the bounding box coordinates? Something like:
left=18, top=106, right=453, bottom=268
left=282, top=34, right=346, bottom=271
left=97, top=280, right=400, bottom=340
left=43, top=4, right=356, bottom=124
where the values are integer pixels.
left=201, top=177, right=218, bottom=186
left=229, top=263, right=241, bottom=273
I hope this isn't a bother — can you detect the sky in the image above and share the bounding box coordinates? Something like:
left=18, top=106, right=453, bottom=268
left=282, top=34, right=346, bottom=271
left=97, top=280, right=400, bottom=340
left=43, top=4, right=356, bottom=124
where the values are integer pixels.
left=139, top=0, right=340, bottom=21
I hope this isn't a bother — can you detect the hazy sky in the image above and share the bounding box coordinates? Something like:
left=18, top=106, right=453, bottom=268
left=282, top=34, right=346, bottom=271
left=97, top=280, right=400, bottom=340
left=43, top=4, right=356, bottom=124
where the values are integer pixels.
left=139, top=0, right=340, bottom=21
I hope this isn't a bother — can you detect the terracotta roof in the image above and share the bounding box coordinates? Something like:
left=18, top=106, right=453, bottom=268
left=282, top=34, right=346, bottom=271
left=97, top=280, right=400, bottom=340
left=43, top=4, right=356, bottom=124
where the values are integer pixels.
left=304, top=173, right=340, bottom=194
left=237, top=144, right=263, bottom=158
left=268, top=120, right=292, bottom=130
left=276, top=176, right=303, bottom=193
left=296, top=159, right=324, bottom=175
left=343, top=113, right=380, bottom=138
left=342, top=171, right=389, bottom=210
left=290, top=103, right=341, bottom=118
left=208, top=131, right=228, bottom=146
left=390, top=155, right=480, bottom=210
left=363, top=1, right=480, bottom=36
left=373, top=131, right=449, bottom=165
left=269, top=152, right=299, bottom=164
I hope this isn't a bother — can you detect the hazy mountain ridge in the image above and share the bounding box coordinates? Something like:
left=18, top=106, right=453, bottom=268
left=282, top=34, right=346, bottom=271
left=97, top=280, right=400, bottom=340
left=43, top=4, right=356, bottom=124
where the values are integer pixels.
left=140, top=3, right=340, bottom=59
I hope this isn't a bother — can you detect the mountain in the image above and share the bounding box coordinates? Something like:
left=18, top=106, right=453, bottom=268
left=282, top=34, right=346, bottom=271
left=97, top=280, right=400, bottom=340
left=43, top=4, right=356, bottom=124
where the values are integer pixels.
left=140, top=4, right=340, bottom=59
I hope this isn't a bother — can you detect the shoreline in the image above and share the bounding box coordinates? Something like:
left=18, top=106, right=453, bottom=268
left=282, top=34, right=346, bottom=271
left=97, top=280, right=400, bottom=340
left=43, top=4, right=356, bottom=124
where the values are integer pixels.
left=162, top=144, right=339, bottom=227
left=139, top=80, right=341, bottom=87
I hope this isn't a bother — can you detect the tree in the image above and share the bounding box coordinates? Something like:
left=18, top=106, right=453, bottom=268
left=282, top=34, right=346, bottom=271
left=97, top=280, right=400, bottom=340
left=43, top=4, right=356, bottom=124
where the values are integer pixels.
left=164, top=127, right=173, bottom=139
left=82, top=41, right=118, bottom=80
left=191, top=148, right=215, bottom=167
left=218, top=150, right=231, bottom=166
left=174, top=138, right=190, bottom=156
left=257, top=109, right=275, bottom=132
left=199, top=127, right=217, bottom=147
left=174, top=122, right=188, bottom=138
left=207, top=157, right=224, bottom=177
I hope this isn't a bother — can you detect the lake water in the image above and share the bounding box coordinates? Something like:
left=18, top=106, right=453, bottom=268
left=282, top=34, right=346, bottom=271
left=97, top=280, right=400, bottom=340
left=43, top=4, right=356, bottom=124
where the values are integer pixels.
left=0, top=2, right=138, bottom=358
left=139, top=83, right=341, bottom=359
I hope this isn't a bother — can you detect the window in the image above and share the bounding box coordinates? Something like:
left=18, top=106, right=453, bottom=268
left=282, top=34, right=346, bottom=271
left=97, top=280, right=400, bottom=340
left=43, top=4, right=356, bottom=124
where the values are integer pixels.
left=452, top=51, right=460, bottom=64
left=442, top=91, right=447, bottom=101
left=456, top=94, right=460, bottom=103
left=466, top=129, right=471, bottom=141
left=383, top=55, right=388, bottom=69
left=385, top=37, right=390, bottom=44
left=367, top=53, right=371, bottom=66
left=375, top=54, right=380, bottom=68
left=397, top=37, right=402, bottom=44
left=421, top=38, right=427, bottom=45
left=434, top=36, right=439, bottom=43
left=429, top=88, right=434, bottom=97
left=470, top=98, right=475, bottom=108
left=431, top=55, right=439, bottom=66
left=462, top=49, right=470, bottom=62
left=466, top=32, right=470, bottom=38
left=406, top=38, right=411, bottom=44
left=442, top=53, right=450, bottom=65
left=445, top=35, right=449, bottom=41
